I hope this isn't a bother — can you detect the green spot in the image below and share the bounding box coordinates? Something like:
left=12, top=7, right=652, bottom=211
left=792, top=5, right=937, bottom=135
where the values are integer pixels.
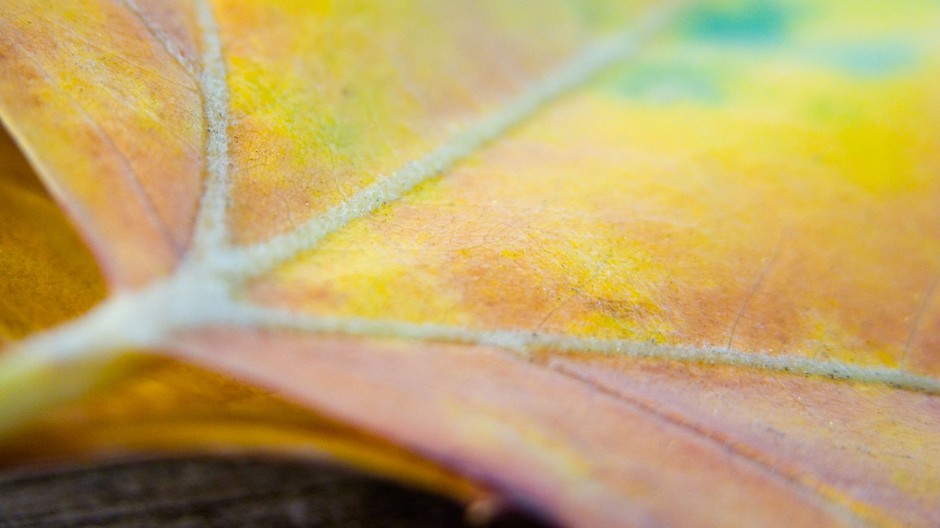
left=608, top=62, right=722, bottom=104
left=683, top=1, right=790, bottom=45
left=823, top=43, right=916, bottom=77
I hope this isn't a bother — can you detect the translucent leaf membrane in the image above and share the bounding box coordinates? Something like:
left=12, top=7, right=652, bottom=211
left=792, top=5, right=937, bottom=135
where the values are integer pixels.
left=0, top=0, right=204, bottom=286
left=0, top=126, right=106, bottom=342
left=0, top=358, right=488, bottom=509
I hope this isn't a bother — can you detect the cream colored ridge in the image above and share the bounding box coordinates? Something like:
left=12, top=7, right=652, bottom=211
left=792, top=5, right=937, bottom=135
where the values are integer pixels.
left=123, top=0, right=199, bottom=78
left=190, top=0, right=233, bottom=255
left=223, top=3, right=674, bottom=277
left=5, top=0, right=940, bottom=413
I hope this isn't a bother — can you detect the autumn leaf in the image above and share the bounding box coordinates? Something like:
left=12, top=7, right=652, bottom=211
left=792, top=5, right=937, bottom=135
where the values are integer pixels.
left=1, top=0, right=939, bottom=526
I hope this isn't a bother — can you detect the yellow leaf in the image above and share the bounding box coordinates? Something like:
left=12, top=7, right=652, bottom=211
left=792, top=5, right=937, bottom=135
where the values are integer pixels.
left=0, top=128, right=105, bottom=342
left=1, top=0, right=939, bottom=526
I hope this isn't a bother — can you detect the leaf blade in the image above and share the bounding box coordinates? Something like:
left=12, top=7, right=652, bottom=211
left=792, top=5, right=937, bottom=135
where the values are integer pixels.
left=1, top=0, right=939, bottom=526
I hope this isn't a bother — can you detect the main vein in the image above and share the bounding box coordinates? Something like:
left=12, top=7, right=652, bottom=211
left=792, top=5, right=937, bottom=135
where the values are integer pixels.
left=190, top=0, right=232, bottom=255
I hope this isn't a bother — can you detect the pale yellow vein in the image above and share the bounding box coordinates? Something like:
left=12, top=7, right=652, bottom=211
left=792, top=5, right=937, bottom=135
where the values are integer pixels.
left=190, top=0, right=232, bottom=255
left=220, top=304, right=940, bottom=396
left=220, top=2, right=678, bottom=277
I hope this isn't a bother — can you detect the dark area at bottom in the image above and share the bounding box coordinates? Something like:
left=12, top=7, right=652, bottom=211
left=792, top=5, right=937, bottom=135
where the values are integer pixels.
left=0, top=455, right=553, bottom=528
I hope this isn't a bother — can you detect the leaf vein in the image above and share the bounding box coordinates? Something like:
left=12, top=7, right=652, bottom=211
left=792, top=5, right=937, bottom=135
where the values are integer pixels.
left=547, top=362, right=877, bottom=528
left=220, top=304, right=940, bottom=396
left=222, top=3, right=678, bottom=277
left=189, top=0, right=232, bottom=256
left=3, top=31, right=182, bottom=256
left=122, top=0, right=200, bottom=81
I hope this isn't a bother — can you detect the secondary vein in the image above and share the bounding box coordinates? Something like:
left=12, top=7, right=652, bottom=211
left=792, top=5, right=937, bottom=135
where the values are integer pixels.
left=122, top=0, right=200, bottom=80
left=221, top=2, right=679, bottom=277
left=221, top=304, right=940, bottom=396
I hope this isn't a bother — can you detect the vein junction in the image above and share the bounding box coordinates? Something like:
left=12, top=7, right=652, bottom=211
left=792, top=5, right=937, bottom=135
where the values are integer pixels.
left=7, top=1, right=940, bottom=398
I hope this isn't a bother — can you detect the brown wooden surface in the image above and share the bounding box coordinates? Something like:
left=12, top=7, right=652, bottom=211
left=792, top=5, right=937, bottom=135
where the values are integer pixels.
left=0, top=456, right=551, bottom=527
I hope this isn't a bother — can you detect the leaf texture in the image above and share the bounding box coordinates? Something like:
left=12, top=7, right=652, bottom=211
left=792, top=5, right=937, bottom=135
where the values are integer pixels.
left=0, top=127, right=105, bottom=342
left=1, top=0, right=939, bottom=526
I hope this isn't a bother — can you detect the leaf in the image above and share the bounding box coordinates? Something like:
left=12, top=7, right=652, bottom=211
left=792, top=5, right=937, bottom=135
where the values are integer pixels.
left=1, top=0, right=939, bottom=526
left=0, top=127, right=106, bottom=342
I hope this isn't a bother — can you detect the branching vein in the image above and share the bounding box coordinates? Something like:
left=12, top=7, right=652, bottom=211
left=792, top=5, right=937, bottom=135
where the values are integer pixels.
left=223, top=3, right=677, bottom=277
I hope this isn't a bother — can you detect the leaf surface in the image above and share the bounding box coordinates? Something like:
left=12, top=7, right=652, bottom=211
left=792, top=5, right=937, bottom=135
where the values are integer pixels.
left=1, top=0, right=939, bottom=526
left=0, top=127, right=105, bottom=342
